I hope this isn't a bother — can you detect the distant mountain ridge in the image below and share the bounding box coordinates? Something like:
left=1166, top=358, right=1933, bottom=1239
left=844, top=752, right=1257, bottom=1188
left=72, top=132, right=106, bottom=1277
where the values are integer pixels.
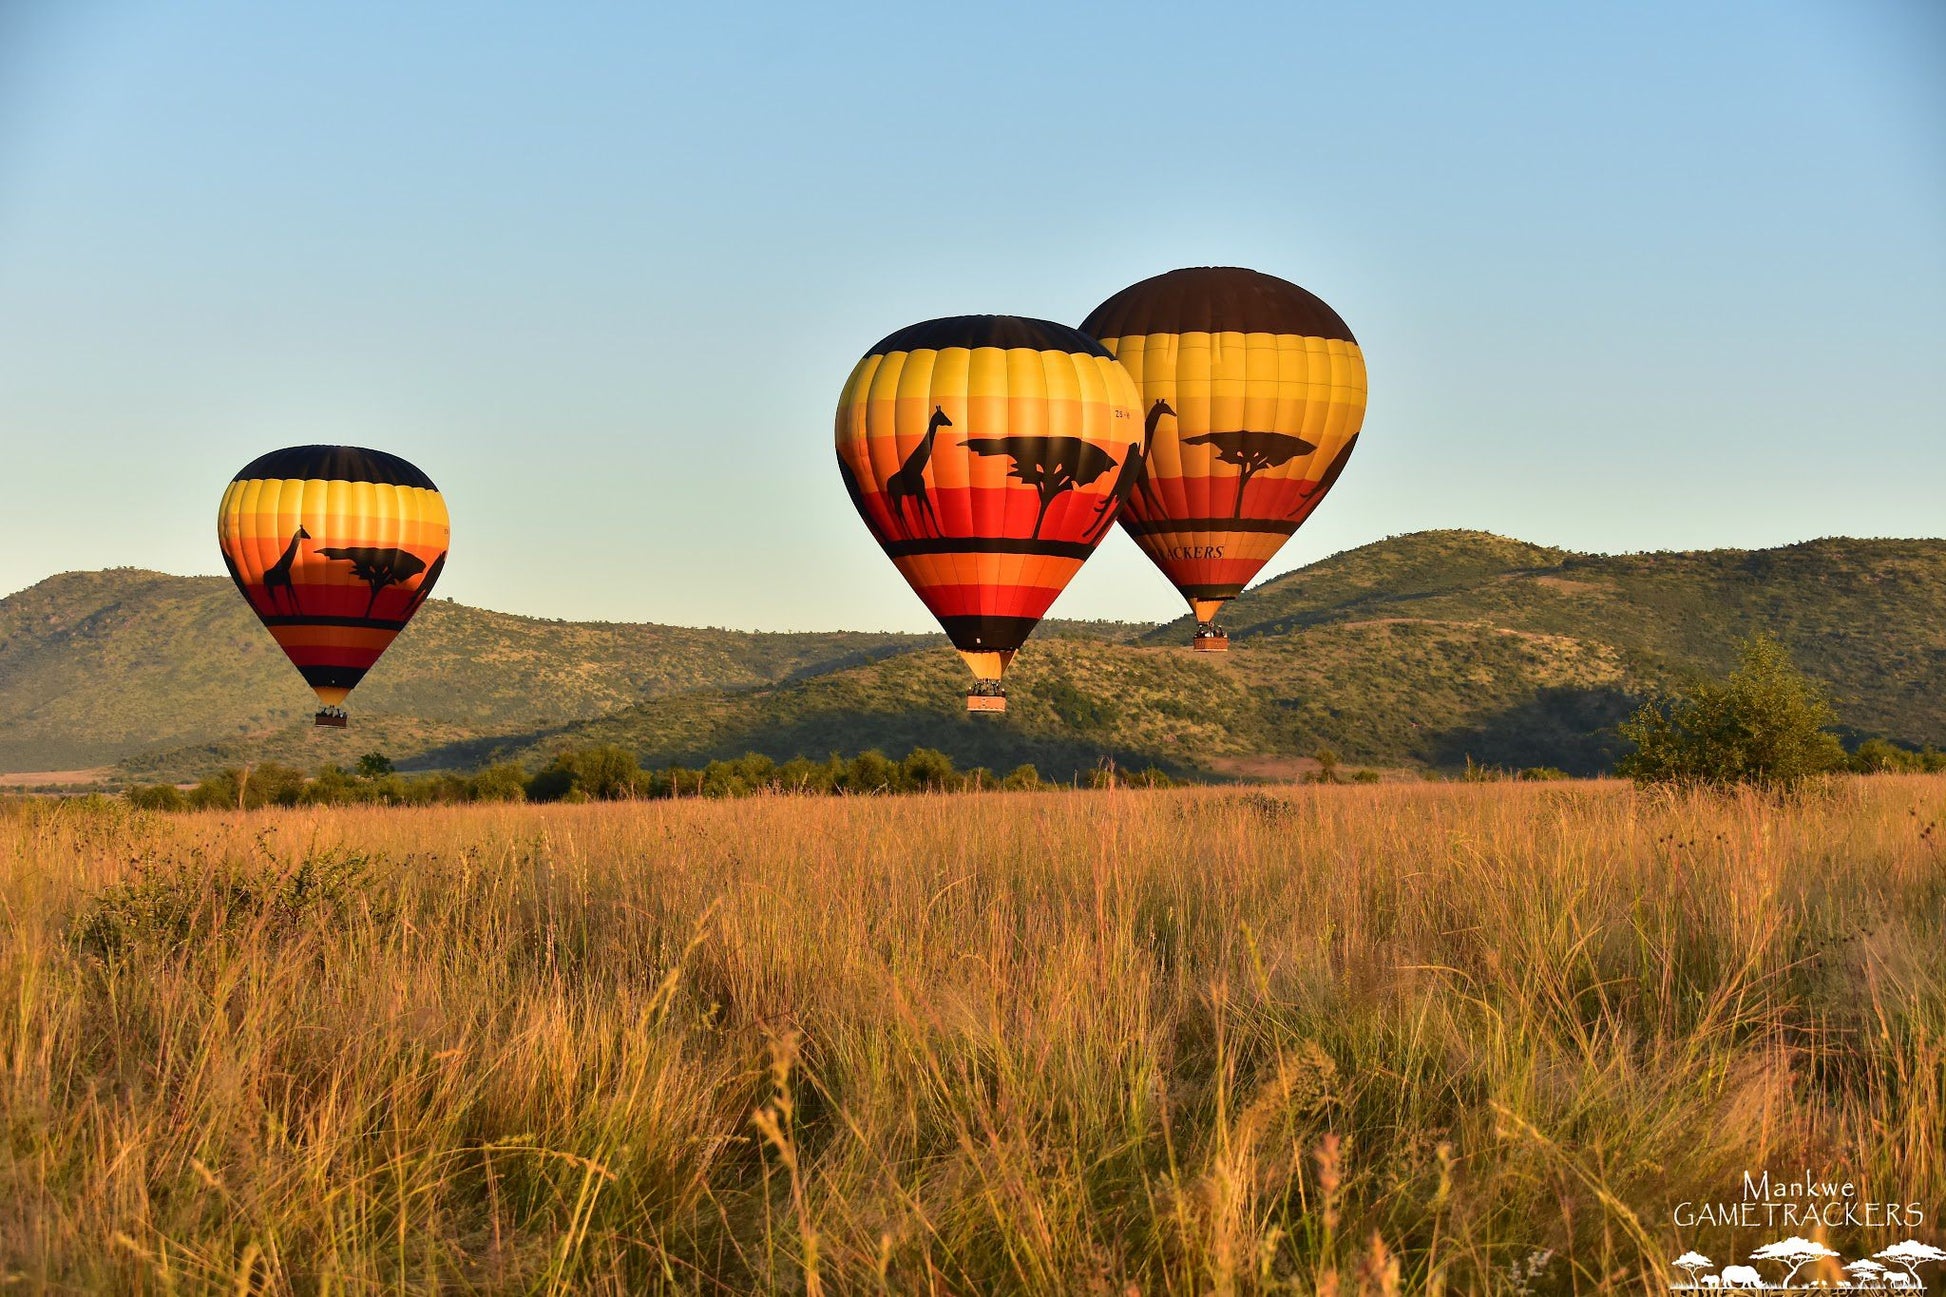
left=3, top=531, right=1942, bottom=783
left=0, top=569, right=932, bottom=773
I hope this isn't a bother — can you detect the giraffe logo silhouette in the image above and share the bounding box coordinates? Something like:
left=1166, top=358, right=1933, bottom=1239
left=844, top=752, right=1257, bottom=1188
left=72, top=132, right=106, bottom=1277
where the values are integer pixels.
left=261, top=525, right=310, bottom=615
left=885, top=406, right=950, bottom=537
left=1084, top=397, right=1173, bottom=542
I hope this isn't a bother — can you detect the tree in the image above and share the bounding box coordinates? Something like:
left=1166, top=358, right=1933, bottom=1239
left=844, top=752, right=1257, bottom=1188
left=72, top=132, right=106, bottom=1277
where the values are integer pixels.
left=1671, top=1252, right=1713, bottom=1289
left=1749, top=1237, right=1839, bottom=1287
left=1617, top=634, right=1846, bottom=790
left=355, top=751, right=395, bottom=779
left=1000, top=763, right=1043, bottom=791
left=467, top=763, right=528, bottom=803
left=572, top=745, right=641, bottom=799
left=900, top=748, right=958, bottom=791
left=1875, top=1240, right=1946, bottom=1285
left=842, top=750, right=899, bottom=793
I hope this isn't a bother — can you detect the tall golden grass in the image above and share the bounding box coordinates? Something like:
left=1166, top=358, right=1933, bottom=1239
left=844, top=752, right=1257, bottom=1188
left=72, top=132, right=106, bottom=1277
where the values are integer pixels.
left=2, top=778, right=1942, bottom=1293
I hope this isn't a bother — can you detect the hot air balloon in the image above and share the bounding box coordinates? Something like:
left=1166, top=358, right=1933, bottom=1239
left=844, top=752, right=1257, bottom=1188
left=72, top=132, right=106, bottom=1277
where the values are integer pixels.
left=1080, top=267, right=1366, bottom=649
left=836, top=316, right=1142, bottom=711
left=217, top=446, right=450, bottom=726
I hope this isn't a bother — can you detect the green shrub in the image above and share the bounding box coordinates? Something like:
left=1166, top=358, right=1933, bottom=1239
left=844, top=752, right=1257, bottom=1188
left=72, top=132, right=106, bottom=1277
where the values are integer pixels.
left=900, top=748, right=957, bottom=791
left=1518, top=767, right=1571, bottom=782
left=1301, top=748, right=1344, bottom=785
left=354, top=752, right=395, bottom=779
left=842, top=750, right=899, bottom=793
left=125, top=784, right=186, bottom=812
left=528, top=745, right=641, bottom=801
left=776, top=756, right=841, bottom=793
left=1846, top=738, right=1946, bottom=775
left=703, top=754, right=778, bottom=797
left=468, top=763, right=529, bottom=802
left=1618, top=634, right=1845, bottom=791
left=573, top=745, right=641, bottom=799
left=526, top=759, right=577, bottom=803
left=1000, top=764, right=1043, bottom=792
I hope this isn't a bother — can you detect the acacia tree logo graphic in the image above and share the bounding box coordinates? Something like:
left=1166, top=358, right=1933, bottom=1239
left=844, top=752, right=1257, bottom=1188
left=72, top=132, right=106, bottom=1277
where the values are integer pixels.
left=960, top=435, right=1120, bottom=540
left=1667, top=1237, right=1946, bottom=1290
left=1748, top=1238, right=1840, bottom=1287
left=1181, top=429, right=1318, bottom=519
left=1878, top=1242, right=1946, bottom=1286
left=314, top=547, right=430, bottom=619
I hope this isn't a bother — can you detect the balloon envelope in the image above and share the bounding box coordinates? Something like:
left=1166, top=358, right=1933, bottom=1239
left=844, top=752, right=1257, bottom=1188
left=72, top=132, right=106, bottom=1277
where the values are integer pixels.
left=1080, top=267, right=1367, bottom=643
left=836, top=316, right=1142, bottom=703
left=217, top=445, right=450, bottom=722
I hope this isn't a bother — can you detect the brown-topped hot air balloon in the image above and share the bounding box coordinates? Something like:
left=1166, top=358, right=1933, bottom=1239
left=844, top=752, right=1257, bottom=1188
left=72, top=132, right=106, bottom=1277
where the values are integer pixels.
left=836, top=316, right=1142, bottom=711
left=217, top=445, right=450, bottom=726
left=1080, top=267, right=1367, bottom=649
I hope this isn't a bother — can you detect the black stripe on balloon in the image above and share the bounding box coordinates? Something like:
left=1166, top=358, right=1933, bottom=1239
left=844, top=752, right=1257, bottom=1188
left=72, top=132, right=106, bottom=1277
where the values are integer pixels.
left=1118, top=517, right=1298, bottom=537
left=938, top=615, right=1041, bottom=654
left=1178, top=584, right=1248, bottom=600
left=867, top=315, right=1113, bottom=359
left=1081, top=266, right=1357, bottom=344
left=298, top=664, right=373, bottom=690
left=879, top=537, right=1096, bottom=561
left=233, top=445, right=438, bottom=490
left=259, top=615, right=411, bottom=631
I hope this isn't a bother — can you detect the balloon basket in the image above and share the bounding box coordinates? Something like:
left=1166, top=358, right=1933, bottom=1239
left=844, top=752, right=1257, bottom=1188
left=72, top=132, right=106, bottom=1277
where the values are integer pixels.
left=314, top=707, right=349, bottom=728
left=1192, top=618, right=1229, bottom=652
left=966, top=685, right=1007, bottom=714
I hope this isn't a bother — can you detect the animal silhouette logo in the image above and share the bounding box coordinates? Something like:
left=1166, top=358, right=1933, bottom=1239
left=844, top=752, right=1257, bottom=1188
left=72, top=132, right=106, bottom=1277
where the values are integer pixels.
left=886, top=405, right=951, bottom=537
left=1286, top=432, right=1359, bottom=518
left=402, top=550, right=448, bottom=618
left=261, top=525, right=311, bottom=614
left=1084, top=398, right=1173, bottom=542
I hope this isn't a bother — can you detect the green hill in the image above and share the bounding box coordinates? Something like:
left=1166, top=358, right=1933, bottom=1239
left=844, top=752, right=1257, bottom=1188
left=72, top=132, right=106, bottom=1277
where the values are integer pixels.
left=0, top=569, right=930, bottom=774
left=467, top=531, right=1945, bottom=780
left=5, top=531, right=1942, bottom=784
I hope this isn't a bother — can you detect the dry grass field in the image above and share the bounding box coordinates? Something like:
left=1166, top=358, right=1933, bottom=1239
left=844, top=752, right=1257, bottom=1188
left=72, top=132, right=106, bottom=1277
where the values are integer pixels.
left=2, top=778, right=1943, bottom=1293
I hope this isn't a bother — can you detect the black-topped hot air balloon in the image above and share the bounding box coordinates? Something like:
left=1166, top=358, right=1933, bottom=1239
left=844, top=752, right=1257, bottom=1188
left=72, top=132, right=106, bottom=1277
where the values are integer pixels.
left=217, top=446, right=450, bottom=726
left=1081, top=267, right=1367, bottom=648
left=836, top=316, right=1142, bottom=711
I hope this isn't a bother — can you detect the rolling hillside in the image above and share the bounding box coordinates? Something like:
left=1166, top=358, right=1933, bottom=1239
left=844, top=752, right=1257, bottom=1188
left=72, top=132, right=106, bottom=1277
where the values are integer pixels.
left=444, top=531, right=1946, bottom=779
left=0, top=570, right=930, bottom=773
left=4, top=531, right=1942, bottom=783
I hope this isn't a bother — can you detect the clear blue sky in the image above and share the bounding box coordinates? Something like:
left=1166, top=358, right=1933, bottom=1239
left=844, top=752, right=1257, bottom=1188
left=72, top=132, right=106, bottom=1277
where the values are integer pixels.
left=2, top=1, right=1940, bottom=630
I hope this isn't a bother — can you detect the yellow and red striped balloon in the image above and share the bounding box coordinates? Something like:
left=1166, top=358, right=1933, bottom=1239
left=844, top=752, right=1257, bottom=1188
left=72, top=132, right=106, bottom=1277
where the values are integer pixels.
left=218, top=446, right=449, bottom=725
left=1081, top=267, right=1367, bottom=648
left=836, top=316, right=1142, bottom=710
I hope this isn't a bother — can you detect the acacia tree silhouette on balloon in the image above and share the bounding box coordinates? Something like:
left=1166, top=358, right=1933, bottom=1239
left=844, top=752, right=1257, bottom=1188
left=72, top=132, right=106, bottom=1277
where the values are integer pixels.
left=315, top=547, right=429, bottom=619
left=1183, top=429, right=1318, bottom=518
left=960, top=435, right=1120, bottom=540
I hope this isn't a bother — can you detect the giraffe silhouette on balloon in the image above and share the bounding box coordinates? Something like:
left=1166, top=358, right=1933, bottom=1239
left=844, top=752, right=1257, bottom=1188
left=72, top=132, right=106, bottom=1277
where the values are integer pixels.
left=885, top=406, right=950, bottom=537
left=261, top=525, right=310, bottom=615
left=1084, top=398, right=1174, bottom=542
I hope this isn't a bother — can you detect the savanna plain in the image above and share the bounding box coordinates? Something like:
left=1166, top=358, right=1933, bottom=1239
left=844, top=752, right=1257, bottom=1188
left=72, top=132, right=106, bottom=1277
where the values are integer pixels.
left=3, top=777, right=1943, bottom=1294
